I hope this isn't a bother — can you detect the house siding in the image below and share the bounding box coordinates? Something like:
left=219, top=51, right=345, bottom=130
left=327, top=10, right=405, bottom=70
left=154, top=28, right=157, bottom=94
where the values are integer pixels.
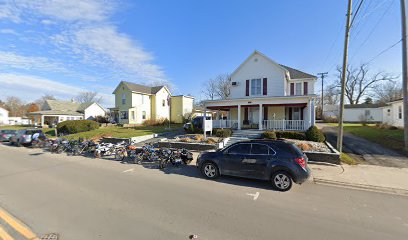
left=153, top=88, right=170, bottom=120
left=230, top=52, right=287, bottom=99
left=84, top=103, right=106, bottom=120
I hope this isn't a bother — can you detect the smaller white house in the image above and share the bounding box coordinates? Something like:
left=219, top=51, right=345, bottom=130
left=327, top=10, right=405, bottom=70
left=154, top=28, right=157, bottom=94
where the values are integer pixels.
left=382, top=99, right=404, bottom=127
left=29, top=100, right=107, bottom=126
left=0, top=107, right=9, bottom=125
left=323, top=104, right=383, bottom=122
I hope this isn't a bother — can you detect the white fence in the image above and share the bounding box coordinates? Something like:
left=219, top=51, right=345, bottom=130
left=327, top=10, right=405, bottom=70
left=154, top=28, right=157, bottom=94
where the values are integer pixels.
left=212, top=120, right=239, bottom=129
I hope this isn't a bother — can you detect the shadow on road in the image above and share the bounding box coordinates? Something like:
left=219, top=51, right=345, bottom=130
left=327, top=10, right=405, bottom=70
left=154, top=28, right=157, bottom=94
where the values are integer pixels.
left=141, top=163, right=276, bottom=191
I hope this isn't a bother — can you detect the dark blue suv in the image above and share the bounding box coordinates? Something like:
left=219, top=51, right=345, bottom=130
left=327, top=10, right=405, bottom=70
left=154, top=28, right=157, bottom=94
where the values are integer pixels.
left=196, top=140, right=310, bottom=191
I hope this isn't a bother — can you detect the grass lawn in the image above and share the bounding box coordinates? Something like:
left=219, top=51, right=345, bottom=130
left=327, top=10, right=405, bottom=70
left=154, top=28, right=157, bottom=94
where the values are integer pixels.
left=326, top=123, right=404, bottom=153
left=63, top=124, right=183, bottom=140
left=1, top=124, right=183, bottom=140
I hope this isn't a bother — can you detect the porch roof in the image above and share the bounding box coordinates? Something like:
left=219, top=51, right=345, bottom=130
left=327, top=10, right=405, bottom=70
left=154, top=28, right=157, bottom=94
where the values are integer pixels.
left=28, top=110, right=84, bottom=116
left=206, top=103, right=307, bottom=110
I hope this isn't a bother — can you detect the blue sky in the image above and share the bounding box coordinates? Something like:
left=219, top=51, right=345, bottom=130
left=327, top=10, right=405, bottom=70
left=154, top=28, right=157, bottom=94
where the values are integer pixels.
left=0, top=0, right=402, bottom=106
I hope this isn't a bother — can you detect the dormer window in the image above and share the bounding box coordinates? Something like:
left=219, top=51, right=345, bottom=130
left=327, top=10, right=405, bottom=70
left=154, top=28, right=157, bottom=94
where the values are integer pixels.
left=251, top=79, right=262, bottom=95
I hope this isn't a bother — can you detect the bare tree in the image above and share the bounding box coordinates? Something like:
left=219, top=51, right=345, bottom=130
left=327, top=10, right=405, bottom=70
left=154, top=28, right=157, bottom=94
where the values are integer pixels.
left=335, top=64, right=397, bottom=104
left=35, top=94, right=56, bottom=107
left=202, top=74, right=231, bottom=100
left=202, top=78, right=218, bottom=100
left=5, top=96, right=25, bottom=117
left=74, top=91, right=103, bottom=104
left=373, top=80, right=403, bottom=103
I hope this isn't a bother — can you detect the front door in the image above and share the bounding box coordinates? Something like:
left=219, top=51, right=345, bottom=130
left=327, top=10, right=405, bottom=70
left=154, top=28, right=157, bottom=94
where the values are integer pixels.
left=249, top=108, right=259, bottom=125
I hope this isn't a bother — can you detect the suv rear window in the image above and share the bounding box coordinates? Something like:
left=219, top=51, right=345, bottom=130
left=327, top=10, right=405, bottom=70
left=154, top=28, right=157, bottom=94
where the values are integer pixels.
left=272, top=142, right=303, bottom=158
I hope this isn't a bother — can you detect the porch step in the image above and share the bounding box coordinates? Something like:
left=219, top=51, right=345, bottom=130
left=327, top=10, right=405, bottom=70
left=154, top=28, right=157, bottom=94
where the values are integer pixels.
left=231, top=130, right=262, bottom=139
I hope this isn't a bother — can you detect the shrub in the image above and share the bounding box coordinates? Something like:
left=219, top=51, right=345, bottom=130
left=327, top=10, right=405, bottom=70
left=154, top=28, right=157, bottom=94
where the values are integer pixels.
left=95, top=116, right=109, bottom=123
left=305, top=125, right=325, bottom=142
left=212, top=128, right=233, bottom=138
left=275, top=131, right=306, bottom=140
left=296, top=142, right=312, bottom=151
left=57, top=120, right=99, bottom=134
left=143, top=118, right=169, bottom=126
left=185, top=124, right=203, bottom=134
left=388, top=125, right=399, bottom=130
left=262, top=131, right=277, bottom=139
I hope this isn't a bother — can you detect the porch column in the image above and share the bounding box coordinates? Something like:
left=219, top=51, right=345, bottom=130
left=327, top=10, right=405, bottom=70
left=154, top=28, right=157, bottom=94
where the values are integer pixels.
left=41, top=115, right=45, bottom=126
left=259, top=104, right=263, bottom=130
left=311, top=99, right=316, bottom=126
left=308, top=99, right=312, bottom=129
left=237, top=104, right=241, bottom=130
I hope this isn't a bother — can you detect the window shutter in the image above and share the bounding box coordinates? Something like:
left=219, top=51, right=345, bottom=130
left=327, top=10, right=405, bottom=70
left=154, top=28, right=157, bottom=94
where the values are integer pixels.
left=290, top=83, right=294, bottom=95
left=303, top=82, right=308, bottom=95
left=301, top=107, right=304, bottom=120
left=263, top=106, right=268, bottom=120
left=245, top=80, right=250, bottom=96
left=263, top=78, right=267, bottom=95
left=244, top=107, right=248, bottom=121
left=288, top=107, right=292, bottom=120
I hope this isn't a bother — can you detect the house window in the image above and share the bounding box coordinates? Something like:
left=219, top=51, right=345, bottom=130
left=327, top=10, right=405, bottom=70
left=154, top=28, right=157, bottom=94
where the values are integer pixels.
left=293, top=107, right=301, bottom=120
left=120, top=111, right=128, bottom=119
left=79, top=117, right=83, bottom=120
left=251, top=79, right=262, bottom=95
left=399, top=106, right=402, bottom=119
left=142, top=111, right=146, bottom=120
left=295, top=82, right=302, bottom=95
left=387, top=109, right=391, bottom=116
left=365, top=110, right=370, bottom=116
left=162, top=100, right=165, bottom=107
left=122, top=93, right=126, bottom=105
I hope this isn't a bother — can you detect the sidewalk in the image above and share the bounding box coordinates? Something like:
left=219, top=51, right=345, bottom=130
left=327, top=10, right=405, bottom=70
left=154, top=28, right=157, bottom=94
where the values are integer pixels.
left=309, top=162, right=408, bottom=196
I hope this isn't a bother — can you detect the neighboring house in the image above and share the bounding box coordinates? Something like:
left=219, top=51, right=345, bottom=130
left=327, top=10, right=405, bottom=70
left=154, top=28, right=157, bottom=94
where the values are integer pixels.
left=170, top=95, right=195, bottom=123
left=323, top=104, right=384, bottom=122
left=29, top=100, right=106, bottom=126
left=0, top=107, right=9, bottom=125
left=203, top=50, right=317, bottom=131
left=382, top=98, right=404, bottom=127
left=7, top=117, right=32, bottom=125
left=110, top=81, right=195, bottom=125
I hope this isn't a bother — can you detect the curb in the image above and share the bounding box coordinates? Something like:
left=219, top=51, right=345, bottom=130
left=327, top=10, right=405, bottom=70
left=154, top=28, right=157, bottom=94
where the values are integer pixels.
left=313, top=178, right=408, bottom=197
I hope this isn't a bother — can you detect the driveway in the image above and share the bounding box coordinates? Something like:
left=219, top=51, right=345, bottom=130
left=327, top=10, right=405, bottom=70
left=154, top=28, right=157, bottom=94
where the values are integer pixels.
left=0, top=144, right=407, bottom=240
left=320, top=124, right=408, bottom=168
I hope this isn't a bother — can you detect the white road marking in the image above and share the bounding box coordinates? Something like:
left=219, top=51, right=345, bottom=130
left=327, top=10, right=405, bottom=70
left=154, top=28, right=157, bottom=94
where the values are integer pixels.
left=122, top=168, right=134, bottom=173
left=246, top=192, right=260, bottom=200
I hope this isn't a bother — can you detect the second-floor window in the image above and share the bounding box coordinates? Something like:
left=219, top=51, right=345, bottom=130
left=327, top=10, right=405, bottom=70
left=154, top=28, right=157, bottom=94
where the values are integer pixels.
left=399, top=105, right=402, bottom=119
left=162, top=99, right=166, bottom=107
left=122, top=93, right=126, bottom=105
left=251, top=79, right=262, bottom=95
left=290, top=82, right=309, bottom=96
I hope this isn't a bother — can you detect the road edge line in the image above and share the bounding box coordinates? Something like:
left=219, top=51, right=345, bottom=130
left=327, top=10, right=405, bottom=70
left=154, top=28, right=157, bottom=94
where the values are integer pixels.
left=0, top=225, right=15, bottom=240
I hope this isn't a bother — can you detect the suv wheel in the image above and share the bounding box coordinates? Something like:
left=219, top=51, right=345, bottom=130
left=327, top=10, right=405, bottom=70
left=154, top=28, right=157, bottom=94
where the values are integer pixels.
left=201, top=162, right=219, bottom=179
left=271, top=171, right=292, bottom=192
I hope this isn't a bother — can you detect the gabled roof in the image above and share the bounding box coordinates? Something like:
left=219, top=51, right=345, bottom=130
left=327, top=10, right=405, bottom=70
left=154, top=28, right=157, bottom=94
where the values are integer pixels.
left=114, top=81, right=167, bottom=95
left=45, top=100, right=80, bottom=112
left=345, top=103, right=385, bottom=109
left=279, top=64, right=316, bottom=80
left=231, top=50, right=316, bottom=80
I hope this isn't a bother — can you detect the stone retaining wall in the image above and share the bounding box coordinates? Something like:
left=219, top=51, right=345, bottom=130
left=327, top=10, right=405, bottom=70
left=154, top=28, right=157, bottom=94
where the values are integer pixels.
left=304, top=141, right=341, bottom=164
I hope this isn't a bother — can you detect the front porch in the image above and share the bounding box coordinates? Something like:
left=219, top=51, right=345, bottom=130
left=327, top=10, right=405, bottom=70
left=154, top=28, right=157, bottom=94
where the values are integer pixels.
left=204, top=97, right=315, bottom=131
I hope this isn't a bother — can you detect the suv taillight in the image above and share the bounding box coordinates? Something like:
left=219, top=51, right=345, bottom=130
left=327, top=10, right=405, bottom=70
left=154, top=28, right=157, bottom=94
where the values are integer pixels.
left=1, top=134, right=6, bottom=138
left=295, top=157, right=306, bottom=169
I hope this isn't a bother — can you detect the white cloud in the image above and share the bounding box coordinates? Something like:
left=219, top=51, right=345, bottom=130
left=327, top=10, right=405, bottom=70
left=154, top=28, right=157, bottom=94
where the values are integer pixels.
left=0, top=51, right=67, bottom=72
left=0, top=73, right=114, bottom=106
left=0, top=28, right=19, bottom=35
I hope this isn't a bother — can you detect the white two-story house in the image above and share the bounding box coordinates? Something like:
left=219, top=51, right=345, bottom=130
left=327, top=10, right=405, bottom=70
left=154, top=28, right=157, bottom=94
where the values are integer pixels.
left=204, top=50, right=317, bottom=131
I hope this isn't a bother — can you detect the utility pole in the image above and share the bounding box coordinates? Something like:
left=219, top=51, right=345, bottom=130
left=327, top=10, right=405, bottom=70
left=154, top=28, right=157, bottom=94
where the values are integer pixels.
left=317, top=72, right=328, bottom=119
left=401, top=0, right=408, bottom=150
left=337, top=0, right=353, bottom=152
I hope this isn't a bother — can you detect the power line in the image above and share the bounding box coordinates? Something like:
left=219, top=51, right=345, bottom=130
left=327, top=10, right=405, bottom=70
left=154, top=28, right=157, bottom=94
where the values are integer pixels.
left=367, top=38, right=402, bottom=64
left=349, top=0, right=395, bottom=61
left=350, top=0, right=365, bottom=28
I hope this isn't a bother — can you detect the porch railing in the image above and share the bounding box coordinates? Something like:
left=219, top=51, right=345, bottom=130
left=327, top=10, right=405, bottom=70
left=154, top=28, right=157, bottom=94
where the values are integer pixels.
left=262, top=120, right=306, bottom=131
left=212, top=119, right=307, bottom=131
left=212, top=120, right=239, bottom=129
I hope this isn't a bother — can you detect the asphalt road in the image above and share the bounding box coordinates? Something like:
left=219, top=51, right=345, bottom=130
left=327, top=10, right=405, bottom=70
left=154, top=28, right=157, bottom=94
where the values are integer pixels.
left=0, top=144, right=408, bottom=240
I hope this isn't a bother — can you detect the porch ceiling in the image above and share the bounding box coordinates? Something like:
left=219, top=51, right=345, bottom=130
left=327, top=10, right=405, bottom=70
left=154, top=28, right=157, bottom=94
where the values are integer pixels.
left=206, top=103, right=307, bottom=110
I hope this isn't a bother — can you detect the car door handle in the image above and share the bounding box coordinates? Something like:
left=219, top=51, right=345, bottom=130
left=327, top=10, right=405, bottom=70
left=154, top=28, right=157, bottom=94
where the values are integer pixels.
left=242, top=158, right=256, bottom=164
